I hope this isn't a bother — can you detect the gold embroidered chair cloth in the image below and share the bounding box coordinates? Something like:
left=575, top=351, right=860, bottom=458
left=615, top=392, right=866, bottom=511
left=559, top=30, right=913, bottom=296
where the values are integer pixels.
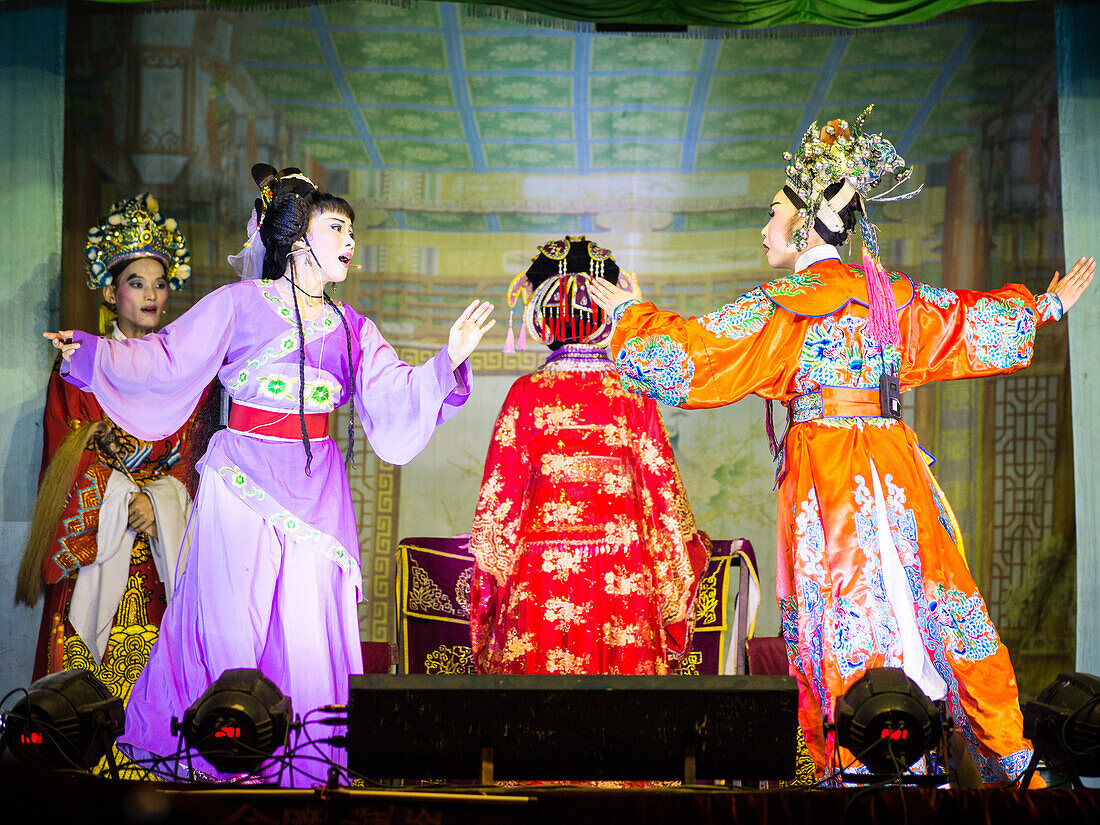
left=395, top=536, right=759, bottom=676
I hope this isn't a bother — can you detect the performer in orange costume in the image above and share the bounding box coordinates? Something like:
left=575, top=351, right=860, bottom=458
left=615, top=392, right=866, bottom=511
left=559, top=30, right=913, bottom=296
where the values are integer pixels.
left=590, top=106, right=1095, bottom=783
left=18, top=194, right=215, bottom=705
left=470, top=237, right=708, bottom=675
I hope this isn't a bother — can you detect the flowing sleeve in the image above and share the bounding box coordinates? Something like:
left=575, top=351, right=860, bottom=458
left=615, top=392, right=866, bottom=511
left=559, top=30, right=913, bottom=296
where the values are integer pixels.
left=899, top=282, right=1060, bottom=388
left=352, top=316, right=472, bottom=466
left=40, top=360, right=81, bottom=477
left=609, top=289, right=805, bottom=408
left=630, top=397, right=709, bottom=658
left=468, top=380, right=529, bottom=672
left=61, top=287, right=236, bottom=440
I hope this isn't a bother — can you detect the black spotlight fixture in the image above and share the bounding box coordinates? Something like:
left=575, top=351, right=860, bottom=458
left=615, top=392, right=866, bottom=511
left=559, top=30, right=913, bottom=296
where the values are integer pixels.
left=1021, top=671, right=1100, bottom=788
left=1, top=669, right=124, bottom=774
left=830, top=667, right=947, bottom=780
left=172, top=668, right=292, bottom=774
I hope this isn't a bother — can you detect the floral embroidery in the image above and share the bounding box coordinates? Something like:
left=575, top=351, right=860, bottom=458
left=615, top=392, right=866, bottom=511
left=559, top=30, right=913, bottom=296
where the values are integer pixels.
left=916, top=282, right=959, bottom=309
left=930, top=484, right=956, bottom=545
left=780, top=595, right=799, bottom=665
left=533, top=405, right=581, bottom=431
left=495, top=407, right=519, bottom=448
left=964, top=297, right=1036, bottom=369
left=1036, top=292, right=1064, bottom=323
left=700, top=288, right=775, bottom=340
left=256, top=373, right=341, bottom=411
left=228, top=335, right=298, bottom=391
left=543, top=597, right=589, bottom=630
left=930, top=585, right=999, bottom=661
left=219, top=466, right=265, bottom=500
left=827, top=597, right=875, bottom=678
left=797, top=314, right=895, bottom=391
left=616, top=334, right=695, bottom=407
left=764, top=270, right=825, bottom=298
left=502, top=631, right=536, bottom=663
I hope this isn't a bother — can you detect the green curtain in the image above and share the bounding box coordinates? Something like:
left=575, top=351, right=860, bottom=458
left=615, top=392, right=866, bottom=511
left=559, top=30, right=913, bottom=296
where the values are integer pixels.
left=1057, top=0, right=1100, bottom=678
left=62, top=0, right=1031, bottom=29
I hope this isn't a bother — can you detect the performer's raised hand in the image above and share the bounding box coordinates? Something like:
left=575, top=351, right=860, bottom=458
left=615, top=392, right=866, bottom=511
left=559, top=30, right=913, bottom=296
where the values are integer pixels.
left=589, top=270, right=643, bottom=315
left=1046, top=256, right=1095, bottom=313
left=43, top=330, right=80, bottom=361
left=447, top=300, right=496, bottom=370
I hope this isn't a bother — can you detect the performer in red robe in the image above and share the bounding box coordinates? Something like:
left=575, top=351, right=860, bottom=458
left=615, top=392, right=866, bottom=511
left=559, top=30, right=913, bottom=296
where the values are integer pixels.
left=19, top=193, right=215, bottom=706
left=470, top=237, right=708, bottom=675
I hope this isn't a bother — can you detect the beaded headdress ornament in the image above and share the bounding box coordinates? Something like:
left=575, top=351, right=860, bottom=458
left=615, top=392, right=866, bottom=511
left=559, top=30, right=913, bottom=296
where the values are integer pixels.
left=503, top=235, right=621, bottom=352
left=781, top=104, right=920, bottom=349
left=85, top=193, right=190, bottom=290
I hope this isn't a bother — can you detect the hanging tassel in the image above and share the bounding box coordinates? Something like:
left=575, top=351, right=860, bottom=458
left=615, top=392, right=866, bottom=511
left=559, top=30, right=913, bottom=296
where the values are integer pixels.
left=517, top=317, right=527, bottom=351
left=862, top=246, right=900, bottom=349
left=502, top=309, right=516, bottom=354
left=765, top=399, right=780, bottom=458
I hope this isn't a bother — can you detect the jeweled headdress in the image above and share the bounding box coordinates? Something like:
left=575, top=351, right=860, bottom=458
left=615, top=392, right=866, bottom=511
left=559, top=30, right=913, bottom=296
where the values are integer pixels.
left=85, top=193, right=190, bottom=290
left=782, top=104, right=919, bottom=255
left=504, top=235, right=621, bottom=351
left=781, top=104, right=920, bottom=349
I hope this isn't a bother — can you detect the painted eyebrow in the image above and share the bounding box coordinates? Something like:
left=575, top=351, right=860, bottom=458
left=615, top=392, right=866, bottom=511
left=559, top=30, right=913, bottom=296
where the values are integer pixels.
left=770, top=201, right=781, bottom=207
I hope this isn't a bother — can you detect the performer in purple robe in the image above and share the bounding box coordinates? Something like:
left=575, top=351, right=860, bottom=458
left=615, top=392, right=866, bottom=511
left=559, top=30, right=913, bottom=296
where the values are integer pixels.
left=45, top=167, right=496, bottom=783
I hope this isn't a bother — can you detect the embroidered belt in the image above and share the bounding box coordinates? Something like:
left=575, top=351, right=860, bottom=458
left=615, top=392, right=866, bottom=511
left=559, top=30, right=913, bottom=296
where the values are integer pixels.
left=228, top=402, right=329, bottom=440
left=789, top=386, right=897, bottom=424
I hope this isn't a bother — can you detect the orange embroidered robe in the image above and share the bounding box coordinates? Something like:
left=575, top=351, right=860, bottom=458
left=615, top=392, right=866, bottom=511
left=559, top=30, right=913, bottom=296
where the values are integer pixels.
left=469, top=347, right=708, bottom=675
left=610, top=257, right=1064, bottom=783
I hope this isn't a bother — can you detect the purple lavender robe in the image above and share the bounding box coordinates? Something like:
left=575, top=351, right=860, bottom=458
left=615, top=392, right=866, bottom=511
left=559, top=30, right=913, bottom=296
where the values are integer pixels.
left=62, top=278, right=471, bottom=782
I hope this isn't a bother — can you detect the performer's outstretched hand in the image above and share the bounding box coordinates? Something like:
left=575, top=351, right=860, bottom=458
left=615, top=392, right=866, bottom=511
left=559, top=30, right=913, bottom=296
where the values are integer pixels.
left=589, top=270, right=643, bottom=315
left=1047, top=256, right=1095, bottom=313
left=448, top=300, right=496, bottom=370
left=43, top=330, right=80, bottom=361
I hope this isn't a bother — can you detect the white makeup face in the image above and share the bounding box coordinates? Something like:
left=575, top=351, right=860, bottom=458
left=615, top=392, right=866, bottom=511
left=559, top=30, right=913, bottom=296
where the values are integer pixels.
left=761, top=189, right=802, bottom=272
left=104, top=257, right=168, bottom=336
left=303, top=209, right=355, bottom=284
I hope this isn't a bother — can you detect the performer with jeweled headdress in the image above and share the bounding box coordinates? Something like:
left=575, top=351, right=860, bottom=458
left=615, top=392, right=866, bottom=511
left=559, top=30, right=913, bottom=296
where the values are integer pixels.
left=590, top=106, right=1095, bottom=784
left=18, top=193, right=216, bottom=707
left=470, top=237, right=708, bottom=675
left=45, top=165, right=496, bottom=785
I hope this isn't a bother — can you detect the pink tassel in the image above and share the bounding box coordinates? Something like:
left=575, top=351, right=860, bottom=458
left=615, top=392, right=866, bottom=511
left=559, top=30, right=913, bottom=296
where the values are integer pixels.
left=862, top=247, right=900, bottom=349
left=517, top=320, right=527, bottom=351
left=502, top=311, right=515, bottom=354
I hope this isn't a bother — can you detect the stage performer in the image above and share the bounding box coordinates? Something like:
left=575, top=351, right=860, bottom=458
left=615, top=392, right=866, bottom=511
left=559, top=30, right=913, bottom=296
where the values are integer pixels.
left=470, top=237, right=708, bottom=675
left=45, top=165, right=496, bottom=783
left=17, top=193, right=215, bottom=707
left=589, top=106, right=1094, bottom=783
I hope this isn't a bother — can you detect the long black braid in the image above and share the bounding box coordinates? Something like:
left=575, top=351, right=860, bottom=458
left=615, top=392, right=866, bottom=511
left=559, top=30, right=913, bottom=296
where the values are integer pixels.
left=260, top=189, right=358, bottom=474
left=324, top=292, right=357, bottom=468
left=288, top=257, right=314, bottom=475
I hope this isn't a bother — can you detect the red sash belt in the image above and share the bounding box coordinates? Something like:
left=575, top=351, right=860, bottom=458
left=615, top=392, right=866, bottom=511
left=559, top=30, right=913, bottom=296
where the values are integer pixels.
left=228, top=402, right=329, bottom=440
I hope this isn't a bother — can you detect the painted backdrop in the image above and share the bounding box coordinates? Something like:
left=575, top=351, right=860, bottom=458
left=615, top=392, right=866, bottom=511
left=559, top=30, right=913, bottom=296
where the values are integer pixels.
left=58, top=1, right=1071, bottom=697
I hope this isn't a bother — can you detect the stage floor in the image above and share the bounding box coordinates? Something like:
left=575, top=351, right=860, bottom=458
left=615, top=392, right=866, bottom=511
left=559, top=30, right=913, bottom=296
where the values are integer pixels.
left=4, top=765, right=1100, bottom=825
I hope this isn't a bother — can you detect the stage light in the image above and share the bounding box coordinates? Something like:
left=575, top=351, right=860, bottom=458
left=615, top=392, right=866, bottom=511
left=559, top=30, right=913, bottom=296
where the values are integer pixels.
left=832, top=667, right=943, bottom=775
left=172, top=668, right=292, bottom=774
left=1022, top=671, right=1100, bottom=786
left=1, top=669, right=124, bottom=772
